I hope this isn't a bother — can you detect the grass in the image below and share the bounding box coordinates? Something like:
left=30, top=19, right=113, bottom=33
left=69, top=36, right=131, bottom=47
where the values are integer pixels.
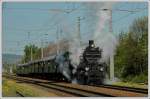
left=112, top=81, right=148, bottom=89
left=2, top=78, right=17, bottom=97
left=2, top=77, right=57, bottom=97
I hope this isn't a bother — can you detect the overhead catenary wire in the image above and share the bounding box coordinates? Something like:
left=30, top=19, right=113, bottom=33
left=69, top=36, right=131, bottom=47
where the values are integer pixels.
left=4, top=5, right=146, bottom=33
left=5, top=6, right=147, bottom=46
left=3, top=7, right=72, bottom=13
left=3, top=6, right=147, bottom=13
left=6, top=7, right=146, bottom=40
left=5, top=6, right=147, bottom=34
left=3, top=3, right=147, bottom=55
left=112, top=7, right=147, bottom=25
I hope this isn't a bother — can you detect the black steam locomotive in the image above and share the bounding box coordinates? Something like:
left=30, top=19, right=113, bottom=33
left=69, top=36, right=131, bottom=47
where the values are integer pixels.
left=75, top=40, right=106, bottom=84
left=16, top=40, right=106, bottom=85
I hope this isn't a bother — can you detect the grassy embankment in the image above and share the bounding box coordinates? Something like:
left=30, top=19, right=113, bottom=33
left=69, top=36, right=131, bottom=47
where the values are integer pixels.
left=2, top=77, right=57, bottom=97
left=112, top=81, right=148, bottom=89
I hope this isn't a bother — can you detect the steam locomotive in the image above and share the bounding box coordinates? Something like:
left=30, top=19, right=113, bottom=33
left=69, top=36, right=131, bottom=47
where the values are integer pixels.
left=16, top=40, right=106, bottom=85
left=75, top=40, right=106, bottom=84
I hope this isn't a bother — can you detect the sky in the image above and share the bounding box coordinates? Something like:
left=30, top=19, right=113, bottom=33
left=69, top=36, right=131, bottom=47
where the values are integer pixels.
left=2, top=1, right=148, bottom=55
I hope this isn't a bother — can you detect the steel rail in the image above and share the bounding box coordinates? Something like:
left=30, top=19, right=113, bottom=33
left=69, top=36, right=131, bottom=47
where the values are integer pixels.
left=4, top=75, right=113, bottom=97
left=95, top=84, right=148, bottom=94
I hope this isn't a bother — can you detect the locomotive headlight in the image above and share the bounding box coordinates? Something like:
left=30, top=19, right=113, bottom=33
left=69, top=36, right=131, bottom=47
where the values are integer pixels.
left=91, top=44, right=94, bottom=48
left=85, top=67, right=89, bottom=71
left=100, top=67, right=104, bottom=71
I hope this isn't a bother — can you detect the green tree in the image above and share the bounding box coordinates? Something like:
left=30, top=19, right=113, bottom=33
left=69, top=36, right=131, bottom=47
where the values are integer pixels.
left=21, top=45, right=41, bottom=63
left=114, top=16, right=148, bottom=83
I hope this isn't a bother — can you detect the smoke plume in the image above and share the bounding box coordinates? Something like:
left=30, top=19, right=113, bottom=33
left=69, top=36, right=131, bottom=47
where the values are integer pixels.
left=55, top=2, right=117, bottom=83
left=69, top=2, right=117, bottom=65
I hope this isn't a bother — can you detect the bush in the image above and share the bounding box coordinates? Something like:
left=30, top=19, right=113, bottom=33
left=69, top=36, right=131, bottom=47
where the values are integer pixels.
left=122, top=74, right=148, bottom=84
left=114, top=16, right=148, bottom=83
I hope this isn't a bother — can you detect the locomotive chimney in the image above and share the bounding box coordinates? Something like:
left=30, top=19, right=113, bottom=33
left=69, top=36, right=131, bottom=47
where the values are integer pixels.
left=89, top=40, right=94, bottom=47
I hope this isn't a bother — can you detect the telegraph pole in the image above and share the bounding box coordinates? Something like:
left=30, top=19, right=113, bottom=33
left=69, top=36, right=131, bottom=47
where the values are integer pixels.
left=77, top=17, right=81, bottom=44
left=109, top=10, right=113, bottom=34
left=28, top=32, right=33, bottom=61
left=41, top=33, right=48, bottom=59
left=77, top=17, right=84, bottom=45
left=56, top=26, right=60, bottom=55
left=102, top=9, right=114, bottom=81
left=109, top=10, right=114, bottom=81
left=41, top=39, right=44, bottom=59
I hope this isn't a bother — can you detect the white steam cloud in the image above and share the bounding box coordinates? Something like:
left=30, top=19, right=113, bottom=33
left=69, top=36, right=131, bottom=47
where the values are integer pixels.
left=92, top=3, right=117, bottom=61
left=69, top=2, right=117, bottom=65
left=55, top=2, right=117, bottom=83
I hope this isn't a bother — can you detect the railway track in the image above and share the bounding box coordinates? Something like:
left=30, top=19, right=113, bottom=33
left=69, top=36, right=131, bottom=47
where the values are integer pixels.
left=36, top=83, right=111, bottom=97
left=3, top=75, right=112, bottom=97
left=49, top=82, right=148, bottom=97
left=16, top=91, right=24, bottom=97
left=96, top=84, right=148, bottom=94
left=3, top=75, right=148, bottom=97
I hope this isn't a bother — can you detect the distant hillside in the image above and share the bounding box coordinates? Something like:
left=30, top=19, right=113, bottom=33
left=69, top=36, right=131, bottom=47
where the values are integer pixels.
left=2, top=54, right=22, bottom=64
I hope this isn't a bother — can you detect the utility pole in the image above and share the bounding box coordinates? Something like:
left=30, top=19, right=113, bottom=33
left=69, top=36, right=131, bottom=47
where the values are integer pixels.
left=60, top=28, right=63, bottom=39
left=56, top=26, right=60, bottom=55
left=77, top=17, right=81, bottom=44
left=77, top=17, right=84, bottom=45
left=102, top=9, right=114, bottom=81
left=41, top=33, right=48, bottom=59
left=28, top=32, right=33, bottom=61
left=41, top=39, right=44, bottom=59
left=109, top=10, right=113, bottom=34
left=109, top=10, right=114, bottom=81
